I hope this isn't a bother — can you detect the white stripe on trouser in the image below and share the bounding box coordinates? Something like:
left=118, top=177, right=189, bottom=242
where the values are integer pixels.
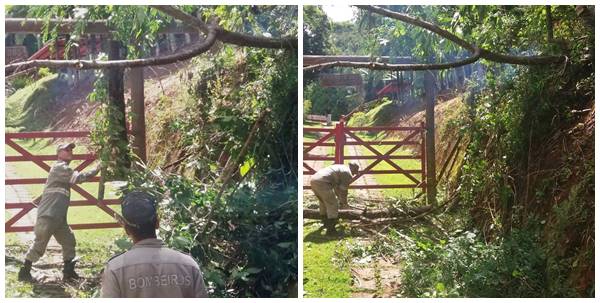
left=25, top=217, right=76, bottom=262
left=310, top=180, right=339, bottom=219
left=43, top=188, right=70, bottom=196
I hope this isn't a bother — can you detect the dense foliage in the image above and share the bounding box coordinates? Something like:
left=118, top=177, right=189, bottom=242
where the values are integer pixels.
left=6, top=5, right=298, bottom=298
left=120, top=165, right=297, bottom=297
left=126, top=43, right=298, bottom=297
left=401, top=229, right=548, bottom=297
left=405, top=5, right=593, bottom=297
left=304, top=5, right=594, bottom=297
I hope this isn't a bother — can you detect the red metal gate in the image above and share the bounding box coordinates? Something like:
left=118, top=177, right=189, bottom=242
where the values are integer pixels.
left=303, top=117, right=426, bottom=191
left=5, top=131, right=120, bottom=232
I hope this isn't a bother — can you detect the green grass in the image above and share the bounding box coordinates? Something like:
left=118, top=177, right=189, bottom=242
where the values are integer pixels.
left=352, top=145, right=422, bottom=199
left=347, top=99, right=401, bottom=127
left=303, top=224, right=353, bottom=298
left=6, top=74, right=65, bottom=132
left=345, top=131, right=424, bottom=199
left=303, top=120, right=323, bottom=127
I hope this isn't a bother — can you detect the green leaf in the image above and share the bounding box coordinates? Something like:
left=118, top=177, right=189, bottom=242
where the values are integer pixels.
left=173, top=236, right=192, bottom=249
left=245, top=267, right=262, bottom=274
left=276, top=242, right=294, bottom=248
left=435, top=282, right=446, bottom=292
left=239, top=158, right=255, bottom=177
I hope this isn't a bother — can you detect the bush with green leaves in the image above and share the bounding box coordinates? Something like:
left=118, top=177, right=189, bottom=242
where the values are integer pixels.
left=304, top=82, right=360, bottom=120
left=400, top=228, right=548, bottom=297
left=118, top=165, right=297, bottom=298
left=111, top=35, right=298, bottom=298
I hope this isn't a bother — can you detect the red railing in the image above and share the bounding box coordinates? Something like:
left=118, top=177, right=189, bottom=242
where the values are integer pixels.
left=5, top=131, right=120, bottom=232
left=303, top=117, right=426, bottom=191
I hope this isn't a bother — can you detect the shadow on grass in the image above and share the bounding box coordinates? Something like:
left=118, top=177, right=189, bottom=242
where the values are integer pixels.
left=303, top=222, right=363, bottom=244
left=31, top=283, right=71, bottom=298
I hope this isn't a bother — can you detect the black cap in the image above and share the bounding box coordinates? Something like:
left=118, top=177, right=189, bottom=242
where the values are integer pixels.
left=120, top=191, right=157, bottom=228
left=348, top=161, right=360, bottom=175
left=56, top=142, right=76, bottom=153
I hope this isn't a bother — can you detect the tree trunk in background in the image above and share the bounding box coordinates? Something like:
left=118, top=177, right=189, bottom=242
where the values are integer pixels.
left=546, top=5, right=554, bottom=43
left=456, top=66, right=465, bottom=88
left=464, top=64, right=472, bottom=79
left=365, top=71, right=375, bottom=100
left=424, top=70, right=437, bottom=205
left=107, top=40, right=131, bottom=177
left=130, top=66, right=147, bottom=163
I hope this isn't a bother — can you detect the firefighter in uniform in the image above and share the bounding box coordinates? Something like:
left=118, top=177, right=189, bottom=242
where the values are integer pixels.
left=100, top=191, right=208, bottom=298
left=310, top=162, right=359, bottom=236
left=18, top=142, right=102, bottom=282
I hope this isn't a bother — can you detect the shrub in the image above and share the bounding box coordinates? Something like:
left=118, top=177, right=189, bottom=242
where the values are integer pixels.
left=400, top=229, right=550, bottom=297
left=119, top=166, right=297, bottom=298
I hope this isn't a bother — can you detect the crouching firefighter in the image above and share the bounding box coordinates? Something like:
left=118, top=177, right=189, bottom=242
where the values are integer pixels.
left=18, top=143, right=102, bottom=282
left=309, top=162, right=359, bottom=236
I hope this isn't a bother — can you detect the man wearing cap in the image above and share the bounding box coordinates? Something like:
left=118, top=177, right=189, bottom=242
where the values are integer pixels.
left=310, top=162, right=359, bottom=236
left=18, top=142, right=102, bottom=282
left=100, top=191, right=208, bottom=298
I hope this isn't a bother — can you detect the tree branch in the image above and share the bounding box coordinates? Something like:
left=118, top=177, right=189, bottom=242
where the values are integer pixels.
left=152, top=5, right=297, bottom=50
left=358, top=5, right=566, bottom=65
left=304, top=47, right=481, bottom=71
left=5, top=27, right=217, bottom=72
left=303, top=205, right=433, bottom=220
left=5, top=5, right=296, bottom=74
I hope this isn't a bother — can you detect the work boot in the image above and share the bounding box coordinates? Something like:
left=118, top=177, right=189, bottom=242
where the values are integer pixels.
left=324, top=218, right=340, bottom=237
left=18, top=260, right=34, bottom=282
left=320, top=215, right=328, bottom=229
left=62, top=259, right=80, bottom=281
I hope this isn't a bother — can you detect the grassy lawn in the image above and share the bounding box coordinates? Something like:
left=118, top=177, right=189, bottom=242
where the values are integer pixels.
left=303, top=223, right=353, bottom=298
left=346, top=131, right=424, bottom=199
left=6, top=74, right=64, bottom=133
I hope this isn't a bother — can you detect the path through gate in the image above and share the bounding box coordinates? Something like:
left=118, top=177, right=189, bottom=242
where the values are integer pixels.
left=303, top=118, right=426, bottom=193
left=5, top=131, right=120, bottom=232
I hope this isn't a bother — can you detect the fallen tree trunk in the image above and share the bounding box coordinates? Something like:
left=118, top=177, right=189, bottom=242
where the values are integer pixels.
left=303, top=205, right=433, bottom=220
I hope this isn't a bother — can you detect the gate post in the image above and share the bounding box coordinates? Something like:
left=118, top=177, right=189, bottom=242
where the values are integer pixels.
left=424, top=71, right=437, bottom=206
left=420, top=121, right=426, bottom=196
left=334, top=116, right=345, bottom=164
left=130, top=67, right=147, bottom=163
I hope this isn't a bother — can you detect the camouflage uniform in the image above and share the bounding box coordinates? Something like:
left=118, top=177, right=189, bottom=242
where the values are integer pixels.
left=100, top=238, right=208, bottom=298
left=24, top=160, right=100, bottom=263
